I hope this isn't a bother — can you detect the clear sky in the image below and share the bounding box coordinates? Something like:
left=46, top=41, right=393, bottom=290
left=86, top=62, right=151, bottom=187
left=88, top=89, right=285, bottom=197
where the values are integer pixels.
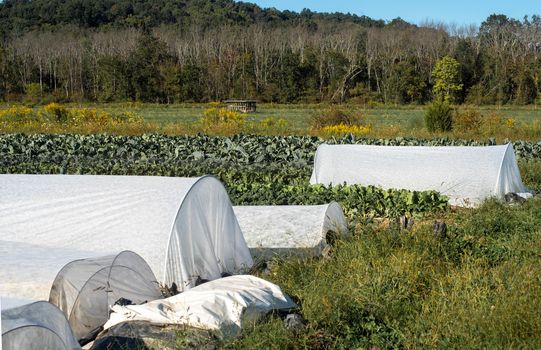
left=250, top=0, right=541, bottom=26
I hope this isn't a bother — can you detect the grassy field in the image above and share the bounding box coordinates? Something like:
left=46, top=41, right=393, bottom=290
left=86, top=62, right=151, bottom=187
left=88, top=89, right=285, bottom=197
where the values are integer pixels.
left=230, top=198, right=541, bottom=349
left=1, top=102, right=540, bottom=140
left=85, top=103, right=541, bottom=129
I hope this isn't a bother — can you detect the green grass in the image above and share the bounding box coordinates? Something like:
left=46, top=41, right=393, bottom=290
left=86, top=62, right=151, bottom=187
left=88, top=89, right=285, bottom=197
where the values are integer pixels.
left=520, top=160, right=541, bottom=192
left=218, top=197, right=541, bottom=349
left=71, top=103, right=541, bottom=141
left=15, top=102, right=537, bottom=129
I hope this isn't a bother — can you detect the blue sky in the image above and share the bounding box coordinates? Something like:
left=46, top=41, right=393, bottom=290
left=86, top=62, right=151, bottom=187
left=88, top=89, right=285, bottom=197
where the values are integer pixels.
left=250, top=0, right=541, bottom=25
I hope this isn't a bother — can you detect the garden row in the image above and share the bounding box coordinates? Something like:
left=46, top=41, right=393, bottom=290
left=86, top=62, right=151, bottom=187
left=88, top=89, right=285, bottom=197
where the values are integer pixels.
left=1, top=134, right=541, bottom=166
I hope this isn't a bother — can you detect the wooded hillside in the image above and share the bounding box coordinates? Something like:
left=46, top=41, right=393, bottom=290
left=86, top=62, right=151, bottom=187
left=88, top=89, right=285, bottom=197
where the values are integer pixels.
left=0, top=0, right=539, bottom=104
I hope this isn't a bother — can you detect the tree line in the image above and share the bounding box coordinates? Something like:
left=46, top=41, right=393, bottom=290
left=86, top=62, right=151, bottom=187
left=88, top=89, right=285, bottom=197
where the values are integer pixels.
left=0, top=0, right=540, bottom=105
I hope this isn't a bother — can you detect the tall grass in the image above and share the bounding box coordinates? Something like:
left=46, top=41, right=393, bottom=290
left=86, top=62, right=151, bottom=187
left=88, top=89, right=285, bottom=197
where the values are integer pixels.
left=520, top=160, right=541, bottom=191
left=219, top=197, right=541, bottom=349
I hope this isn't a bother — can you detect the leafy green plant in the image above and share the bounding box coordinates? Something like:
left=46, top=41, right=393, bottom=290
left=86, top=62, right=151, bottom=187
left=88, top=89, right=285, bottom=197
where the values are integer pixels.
left=1, top=134, right=540, bottom=172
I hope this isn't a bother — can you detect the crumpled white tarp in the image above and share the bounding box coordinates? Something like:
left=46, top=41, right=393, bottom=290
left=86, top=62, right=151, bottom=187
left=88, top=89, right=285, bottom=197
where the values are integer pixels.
left=0, top=175, right=253, bottom=294
left=310, top=143, right=528, bottom=207
left=104, top=275, right=297, bottom=337
left=234, top=202, right=348, bottom=258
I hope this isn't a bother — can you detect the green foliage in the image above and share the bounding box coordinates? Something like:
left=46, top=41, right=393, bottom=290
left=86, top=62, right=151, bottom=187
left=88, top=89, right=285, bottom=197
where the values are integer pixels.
left=0, top=134, right=540, bottom=168
left=388, top=59, right=428, bottom=104
left=519, top=159, right=541, bottom=191
left=229, top=180, right=448, bottom=218
left=96, top=57, right=130, bottom=102
left=23, top=83, right=43, bottom=105
left=432, top=56, right=463, bottom=103
left=425, top=100, right=454, bottom=132
left=128, top=34, right=174, bottom=102
left=0, top=0, right=383, bottom=33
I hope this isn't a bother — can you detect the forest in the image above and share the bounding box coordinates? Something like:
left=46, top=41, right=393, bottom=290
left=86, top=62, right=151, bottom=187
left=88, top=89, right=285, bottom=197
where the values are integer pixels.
left=0, top=0, right=540, bottom=105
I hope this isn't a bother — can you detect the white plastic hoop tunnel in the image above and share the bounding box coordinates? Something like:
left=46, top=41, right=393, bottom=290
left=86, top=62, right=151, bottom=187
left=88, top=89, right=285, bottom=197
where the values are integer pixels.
left=233, top=202, right=348, bottom=259
left=310, top=143, right=528, bottom=207
left=0, top=175, right=253, bottom=294
left=1, top=301, right=81, bottom=350
left=48, top=251, right=162, bottom=342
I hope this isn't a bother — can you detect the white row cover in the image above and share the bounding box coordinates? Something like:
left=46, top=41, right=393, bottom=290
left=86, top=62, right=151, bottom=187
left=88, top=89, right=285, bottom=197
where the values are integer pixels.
left=49, top=251, right=163, bottom=342
left=104, top=275, right=297, bottom=338
left=0, top=175, right=253, bottom=293
left=0, top=298, right=35, bottom=311
left=1, top=240, right=101, bottom=301
left=1, top=301, right=81, bottom=350
left=233, top=202, right=348, bottom=259
left=310, top=143, right=528, bottom=206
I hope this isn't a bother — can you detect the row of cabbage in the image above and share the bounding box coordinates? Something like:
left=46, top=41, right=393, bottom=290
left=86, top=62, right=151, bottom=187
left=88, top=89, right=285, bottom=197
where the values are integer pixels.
left=1, top=134, right=540, bottom=166
left=3, top=133, right=539, bottom=216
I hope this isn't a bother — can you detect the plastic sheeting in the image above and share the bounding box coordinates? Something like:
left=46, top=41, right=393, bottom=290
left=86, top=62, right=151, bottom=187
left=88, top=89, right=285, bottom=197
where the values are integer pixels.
left=233, top=202, right=348, bottom=259
left=1, top=301, right=81, bottom=350
left=104, top=275, right=297, bottom=338
left=310, top=143, right=528, bottom=206
left=49, top=251, right=163, bottom=342
left=1, top=298, right=34, bottom=311
left=1, top=240, right=101, bottom=301
left=0, top=175, right=253, bottom=293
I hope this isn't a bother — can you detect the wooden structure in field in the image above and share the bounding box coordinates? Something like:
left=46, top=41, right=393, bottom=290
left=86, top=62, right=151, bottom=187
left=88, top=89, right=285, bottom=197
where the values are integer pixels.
left=223, top=100, right=257, bottom=113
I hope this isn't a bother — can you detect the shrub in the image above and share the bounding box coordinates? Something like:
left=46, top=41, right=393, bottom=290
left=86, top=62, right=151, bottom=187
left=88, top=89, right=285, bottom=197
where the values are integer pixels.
left=0, top=104, right=145, bottom=134
left=425, top=100, right=453, bottom=132
left=454, top=108, right=482, bottom=132
left=24, top=83, right=44, bottom=105
left=42, top=103, right=70, bottom=123
left=200, top=107, right=246, bottom=134
left=254, top=117, right=289, bottom=134
left=310, top=106, right=363, bottom=129
left=69, top=109, right=142, bottom=126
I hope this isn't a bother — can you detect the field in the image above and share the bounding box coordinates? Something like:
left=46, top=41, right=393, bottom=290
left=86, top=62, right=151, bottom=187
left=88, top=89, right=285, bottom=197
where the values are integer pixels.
left=1, top=130, right=541, bottom=349
left=85, top=102, right=541, bottom=129
left=2, top=103, right=540, bottom=141
left=2, top=1, right=541, bottom=348
left=1, top=103, right=541, bottom=349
